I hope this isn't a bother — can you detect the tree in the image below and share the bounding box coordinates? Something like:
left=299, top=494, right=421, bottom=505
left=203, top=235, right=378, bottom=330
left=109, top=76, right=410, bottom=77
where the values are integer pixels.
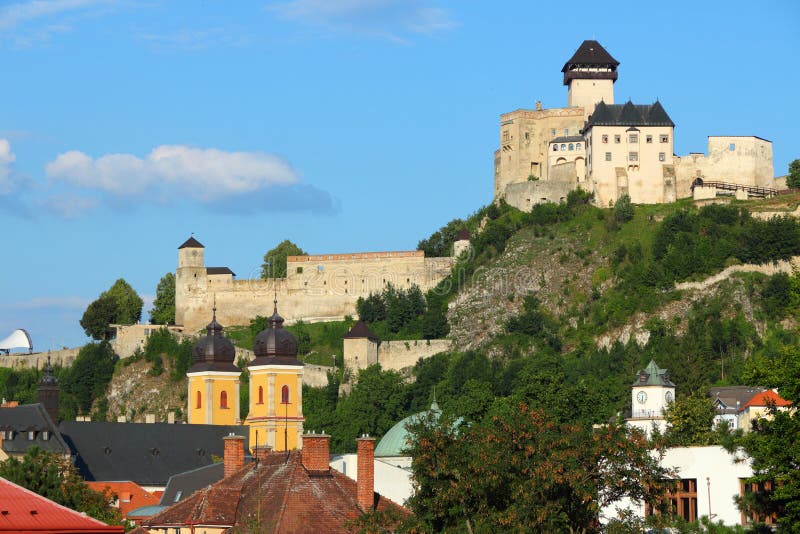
left=787, top=159, right=800, bottom=189
left=104, top=278, right=143, bottom=324
left=61, top=342, right=118, bottom=418
left=404, top=400, right=670, bottom=533
left=261, top=240, right=305, bottom=279
left=663, top=393, right=717, bottom=446
left=150, top=272, right=175, bottom=325
left=80, top=278, right=144, bottom=340
left=0, top=447, right=122, bottom=525
left=614, top=193, right=634, bottom=223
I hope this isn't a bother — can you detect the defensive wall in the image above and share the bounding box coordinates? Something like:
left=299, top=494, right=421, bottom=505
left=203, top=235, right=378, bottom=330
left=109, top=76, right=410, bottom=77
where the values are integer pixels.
left=0, top=348, right=80, bottom=370
left=176, top=244, right=454, bottom=334
left=343, top=336, right=451, bottom=374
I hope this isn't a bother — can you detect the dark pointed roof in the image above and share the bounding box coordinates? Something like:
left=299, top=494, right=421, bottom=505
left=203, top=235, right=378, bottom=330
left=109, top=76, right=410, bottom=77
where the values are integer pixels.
left=38, top=357, right=58, bottom=387
left=343, top=320, right=379, bottom=342
left=178, top=236, right=204, bottom=249
left=455, top=229, right=471, bottom=241
left=632, top=360, right=675, bottom=387
left=188, top=309, right=238, bottom=373
left=585, top=100, right=675, bottom=129
left=249, top=301, right=303, bottom=367
left=562, top=40, right=619, bottom=85
left=206, top=267, right=236, bottom=276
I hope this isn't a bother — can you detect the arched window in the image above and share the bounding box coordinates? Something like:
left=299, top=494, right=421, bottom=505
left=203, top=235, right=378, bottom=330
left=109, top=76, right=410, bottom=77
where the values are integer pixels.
left=258, top=386, right=264, bottom=405
left=553, top=144, right=558, bottom=152
left=568, top=143, right=574, bottom=151
left=560, top=144, right=566, bottom=151
left=196, top=391, right=201, bottom=409
left=220, top=391, right=228, bottom=409
left=576, top=143, right=582, bottom=150
left=281, top=385, right=290, bottom=405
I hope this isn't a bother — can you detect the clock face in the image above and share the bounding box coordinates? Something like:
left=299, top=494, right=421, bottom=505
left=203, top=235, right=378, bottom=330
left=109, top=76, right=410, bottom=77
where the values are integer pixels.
left=665, top=391, right=674, bottom=403
left=637, top=391, right=648, bottom=404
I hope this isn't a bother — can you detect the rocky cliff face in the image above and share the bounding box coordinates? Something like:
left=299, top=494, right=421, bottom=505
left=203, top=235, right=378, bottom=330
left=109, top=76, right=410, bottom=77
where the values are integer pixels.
left=97, top=359, right=188, bottom=423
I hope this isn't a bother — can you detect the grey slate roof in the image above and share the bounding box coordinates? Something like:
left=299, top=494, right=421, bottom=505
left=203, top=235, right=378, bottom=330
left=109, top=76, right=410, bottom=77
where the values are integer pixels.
left=709, top=386, right=766, bottom=412
left=0, top=403, right=70, bottom=456
left=586, top=100, right=675, bottom=129
left=562, top=40, right=619, bottom=70
left=342, top=320, right=379, bottom=341
left=178, top=236, right=204, bottom=249
left=157, top=458, right=258, bottom=507
left=58, top=422, right=249, bottom=486
left=551, top=135, right=584, bottom=144
left=206, top=267, right=235, bottom=276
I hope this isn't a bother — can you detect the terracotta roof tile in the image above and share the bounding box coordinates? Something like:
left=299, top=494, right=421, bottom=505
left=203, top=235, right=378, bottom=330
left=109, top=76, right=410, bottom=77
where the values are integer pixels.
left=742, top=390, right=791, bottom=410
left=86, top=481, right=160, bottom=518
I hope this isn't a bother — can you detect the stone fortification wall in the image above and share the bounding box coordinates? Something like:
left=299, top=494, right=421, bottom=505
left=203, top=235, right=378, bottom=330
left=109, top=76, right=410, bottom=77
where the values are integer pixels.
left=234, top=346, right=331, bottom=388
left=176, top=247, right=454, bottom=334
left=377, top=339, right=452, bottom=372
left=0, top=348, right=80, bottom=370
left=504, top=180, right=577, bottom=211
left=111, top=324, right=186, bottom=359
left=674, top=256, right=800, bottom=292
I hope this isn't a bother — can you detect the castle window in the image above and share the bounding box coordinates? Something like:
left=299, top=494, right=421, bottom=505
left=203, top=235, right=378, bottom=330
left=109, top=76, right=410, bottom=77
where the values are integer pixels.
left=524, top=132, right=529, bottom=140
left=646, top=135, right=653, bottom=143
left=196, top=391, right=201, bottom=409
left=568, top=143, right=574, bottom=151
left=553, top=145, right=558, bottom=152
left=605, top=152, right=612, bottom=161
left=296, top=267, right=303, bottom=274
left=258, top=386, right=264, bottom=404
left=560, top=144, right=566, bottom=151
left=614, top=135, right=621, bottom=144
left=564, top=128, right=569, bottom=136
left=281, top=385, right=290, bottom=405
left=629, top=134, right=638, bottom=143
left=220, top=391, right=228, bottom=409
left=659, top=152, right=666, bottom=162
left=551, top=129, right=556, bottom=136
left=602, top=135, right=608, bottom=144
left=730, top=143, right=736, bottom=151
left=629, top=152, right=638, bottom=162
left=660, top=134, right=669, bottom=143
left=502, top=130, right=510, bottom=141
left=576, top=143, right=581, bottom=150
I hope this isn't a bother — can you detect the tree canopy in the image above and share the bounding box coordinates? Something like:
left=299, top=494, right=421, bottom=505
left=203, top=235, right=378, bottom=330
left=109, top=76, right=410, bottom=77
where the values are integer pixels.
left=80, top=278, right=143, bottom=339
left=261, top=239, right=306, bottom=278
left=786, top=159, right=800, bottom=189
left=150, top=272, right=175, bottom=325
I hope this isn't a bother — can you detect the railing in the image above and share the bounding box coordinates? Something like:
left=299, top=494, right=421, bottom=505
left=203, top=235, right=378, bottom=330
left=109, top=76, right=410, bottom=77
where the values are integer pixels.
left=691, top=179, right=777, bottom=198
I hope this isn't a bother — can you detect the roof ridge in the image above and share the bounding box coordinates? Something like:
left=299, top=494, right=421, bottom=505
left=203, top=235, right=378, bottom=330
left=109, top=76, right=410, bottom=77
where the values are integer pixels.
left=0, top=477, right=112, bottom=527
left=273, top=453, right=298, bottom=529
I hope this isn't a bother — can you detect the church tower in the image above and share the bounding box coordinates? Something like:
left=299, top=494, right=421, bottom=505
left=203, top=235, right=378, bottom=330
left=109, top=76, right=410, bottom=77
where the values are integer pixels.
left=37, top=356, right=59, bottom=424
left=627, top=360, right=676, bottom=436
left=186, top=308, right=241, bottom=426
left=562, top=40, right=619, bottom=116
left=175, top=236, right=206, bottom=327
left=245, top=301, right=304, bottom=452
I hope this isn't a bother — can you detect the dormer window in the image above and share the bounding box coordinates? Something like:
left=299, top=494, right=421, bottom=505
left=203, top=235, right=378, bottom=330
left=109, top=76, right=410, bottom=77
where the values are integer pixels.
left=27, top=431, right=35, bottom=441
left=42, top=431, right=49, bottom=441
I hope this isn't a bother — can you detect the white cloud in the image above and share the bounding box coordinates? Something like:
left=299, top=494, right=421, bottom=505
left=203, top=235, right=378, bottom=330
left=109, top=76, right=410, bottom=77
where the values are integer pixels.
left=0, top=0, right=118, bottom=47
left=36, top=193, right=99, bottom=218
left=0, top=139, right=17, bottom=195
left=46, top=145, right=299, bottom=201
left=268, top=0, right=457, bottom=40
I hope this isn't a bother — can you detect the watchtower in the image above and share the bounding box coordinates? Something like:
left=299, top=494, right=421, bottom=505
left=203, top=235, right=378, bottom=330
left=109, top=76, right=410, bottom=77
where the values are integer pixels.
left=562, top=40, right=619, bottom=115
left=175, top=236, right=206, bottom=326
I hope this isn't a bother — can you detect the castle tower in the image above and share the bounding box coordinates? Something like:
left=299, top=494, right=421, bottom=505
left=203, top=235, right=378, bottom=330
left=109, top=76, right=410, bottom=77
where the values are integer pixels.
left=175, top=236, right=206, bottom=327
left=626, top=360, right=676, bottom=436
left=562, top=40, right=619, bottom=116
left=453, top=229, right=472, bottom=259
left=37, top=356, right=59, bottom=423
left=342, top=320, right=379, bottom=372
left=245, top=301, right=304, bottom=451
left=186, top=309, right=241, bottom=426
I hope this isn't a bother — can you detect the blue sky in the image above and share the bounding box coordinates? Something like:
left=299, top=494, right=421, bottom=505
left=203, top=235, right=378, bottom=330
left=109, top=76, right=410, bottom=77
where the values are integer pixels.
left=1, top=0, right=798, bottom=350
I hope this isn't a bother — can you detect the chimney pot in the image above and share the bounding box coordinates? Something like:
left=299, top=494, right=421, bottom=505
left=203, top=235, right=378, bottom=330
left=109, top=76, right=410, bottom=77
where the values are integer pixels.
left=223, top=435, right=245, bottom=478
left=356, top=437, right=375, bottom=511
left=301, top=433, right=330, bottom=473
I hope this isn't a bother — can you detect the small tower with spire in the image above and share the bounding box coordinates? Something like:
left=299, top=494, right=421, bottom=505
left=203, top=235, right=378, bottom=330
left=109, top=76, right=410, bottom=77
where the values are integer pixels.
left=626, top=360, right=676, bottom=436
left=37, top=354, right=59, bottom=423
left=186, top=306, right=241, bottom=425
left=245, top=296, right=305, bottom=452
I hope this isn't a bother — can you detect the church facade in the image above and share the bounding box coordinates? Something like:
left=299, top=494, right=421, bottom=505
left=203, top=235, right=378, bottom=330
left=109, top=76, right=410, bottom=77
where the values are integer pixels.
left=495, top=40, right=774, bottom=208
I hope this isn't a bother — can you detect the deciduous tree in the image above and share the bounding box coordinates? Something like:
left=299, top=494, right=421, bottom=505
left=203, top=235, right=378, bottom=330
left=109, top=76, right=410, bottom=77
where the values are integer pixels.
left=786, top=159, right=800, bottom=189
left=150, top=272, right=175, bottom=325
left=261, top=239, right=305, bottom=278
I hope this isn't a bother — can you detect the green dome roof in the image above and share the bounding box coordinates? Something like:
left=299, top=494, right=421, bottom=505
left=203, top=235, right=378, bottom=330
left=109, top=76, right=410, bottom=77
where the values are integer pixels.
left=375, top=401, right=441, bottom=458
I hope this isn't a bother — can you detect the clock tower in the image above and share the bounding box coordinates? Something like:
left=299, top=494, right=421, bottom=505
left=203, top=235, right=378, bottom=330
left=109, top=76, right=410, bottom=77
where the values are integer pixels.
left=626, top=360, right=676, bottom=436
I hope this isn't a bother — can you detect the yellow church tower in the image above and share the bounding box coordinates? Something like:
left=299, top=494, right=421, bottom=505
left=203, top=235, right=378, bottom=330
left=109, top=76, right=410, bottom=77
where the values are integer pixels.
left=245, top=300, right=304, bottom=451
left=186, top=309, right=241, bottom=426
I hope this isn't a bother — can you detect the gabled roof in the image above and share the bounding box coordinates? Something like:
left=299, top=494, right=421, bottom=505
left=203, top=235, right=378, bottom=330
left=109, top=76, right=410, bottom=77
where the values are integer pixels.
left=86, top=481, right=160, bottom=518
left=709, top=386, right=766, bottom=410
left=741, top=390, right=791, bottom=410
left=343, top=320, right=379, bottom=341
left=144, top=450, right=406, bottom=532
left=206, top=267, right=235, bottom=276
left=0, top=477, right=124, bottom=533
left=0, top=403, right=70, bottom=457
left=551, top=135, right=584, bottom=144
left=178, top=237, right=204, bottom=249
left=59, top=422, right=249, bottom=486
left=562, top=40, right=619, bottom=71
left=158, top=462, right=226, bottom=506
left=585, top=100, right=675, bottom=129
left=632, top=360, right=675, bottom=387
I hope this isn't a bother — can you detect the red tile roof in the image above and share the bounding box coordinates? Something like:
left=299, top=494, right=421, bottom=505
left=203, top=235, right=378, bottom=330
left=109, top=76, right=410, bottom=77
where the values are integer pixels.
left=0, top=477, right=124, bottom=533
left=144, top=450, right=407, bottom=533
left=742, top=390, right=792, bottom=410
left=86, top=481, right=160, bottom=518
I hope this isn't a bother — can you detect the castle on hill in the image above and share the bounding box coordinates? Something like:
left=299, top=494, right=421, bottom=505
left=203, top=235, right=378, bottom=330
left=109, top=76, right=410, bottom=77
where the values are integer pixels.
left=494, top=40, right=775, bottom=208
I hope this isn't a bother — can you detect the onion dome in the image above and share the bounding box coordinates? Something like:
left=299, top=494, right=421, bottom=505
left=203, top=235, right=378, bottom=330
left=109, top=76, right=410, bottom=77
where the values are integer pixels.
left=188, top=308, right=239, bottom=373
left=250, top=300, right=303, bottom=367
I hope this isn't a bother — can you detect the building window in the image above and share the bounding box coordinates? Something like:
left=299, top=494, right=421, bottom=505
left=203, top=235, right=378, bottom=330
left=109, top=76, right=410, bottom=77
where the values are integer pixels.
left=553, top=144, right=558, bottom=152
left=646, top=135, right=653, bottom=143
left=220, top=391, right=228, bottom=409
left=258, top=386, right=264, bottom=404
left=28, top=431, right=35, bottom=441
left=576, top=143, right=581, bottom=150
left=740, top=480, right=777, bottom=526
left=551, top=129, right=556, bottom=136
left=174, top=491, right=183, bottom=503
left=659, top=152, right=666, bottom=162
left=524, top=132, right=529, bottom=140
left=614, top=135, right=621, bottom=144
left=629, top=152, right=638, bottom=162
left=646, top=478, right=698, bottom=522
left=281, top=385, right=290, bottom=405
left=502, top=130, right=509, bottom=142
left=605, top=152, right=612, bottom=161
left=196, top=391, right=201, bottom=409
left=602, top=135, right=608, bottom=144
left=629, top=134, right=638, bottom=143
left=660, top=134, right=669, bottom=143
left=564, top=128, right=569, bottom=136
left=296, top=267, right=303, bottom=274
left=568, top=143, right=574, bottom=151
left=560, top=144, right=566, bottom=151
left=730, top=143, right=736, bottom=151
left=42, top=431, right=49, bottom=441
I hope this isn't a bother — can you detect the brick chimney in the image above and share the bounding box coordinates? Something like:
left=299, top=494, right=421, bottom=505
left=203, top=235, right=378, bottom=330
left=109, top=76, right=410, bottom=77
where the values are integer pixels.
left=223, top=434, right=245, bottom=478
left=254, top=444, right=273, bottom=462
left=356, top=435, right=375, bottom=511
left=301, top=432, right=330, bottom=473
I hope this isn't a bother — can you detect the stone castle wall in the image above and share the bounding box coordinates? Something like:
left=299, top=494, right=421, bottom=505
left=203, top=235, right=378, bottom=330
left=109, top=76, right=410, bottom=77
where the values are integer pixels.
left=176, top=246, right=454, bottom=334
left=0, top=348, right=80, bottom=370
left=376, top=339, right=452, bottom=372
